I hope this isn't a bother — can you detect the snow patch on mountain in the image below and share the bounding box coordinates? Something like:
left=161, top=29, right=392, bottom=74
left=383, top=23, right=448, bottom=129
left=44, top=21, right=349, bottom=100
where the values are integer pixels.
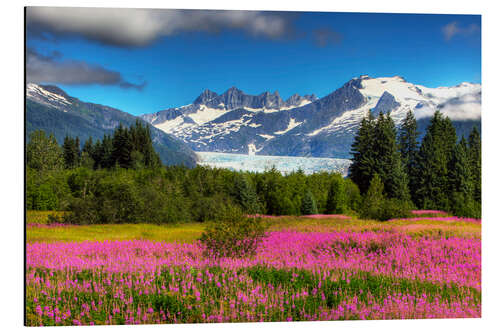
left=27, top=83, right=72, bottom=111
left=259, top=134, right=275, bottom=140
left=275, top=118, right=302, bottom=135
left=187, top=105, right=230, bottom=124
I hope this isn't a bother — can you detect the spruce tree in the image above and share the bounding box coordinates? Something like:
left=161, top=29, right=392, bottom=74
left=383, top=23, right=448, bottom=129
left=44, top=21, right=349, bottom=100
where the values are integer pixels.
left=388, top=155, right=411, bottom=202
left=142, top=123, right=161, bottom=168
left=468, top=126, right=481, bottom=203
left=449, top=137, right=477, bottom=216
left=82, top=137, right=94, bottom=156
left=234, top=174, right=261, bottom=214
left=349, top=111, right=376, bottom=193
left=361, top=173, right=385, bottom=220
left=372, top=113, right=410, bottom=201
left=414, top=111, right=456, bottom=209
left=326, top=176, right=347, bottom=214
left=301, top=190, right=318, bottom=215
left=101, top=135, right=114, bottom=168
left=63, top=136, right=72, bottom=168
left=63, top=136, right=75, bottom=169
left=398, top=110, right=419, bottom=201
left=112, top=124, right=133, bottom=168
left=75, top=136, right=81, bottom=166
left=450, top=137, right=473, bottom=197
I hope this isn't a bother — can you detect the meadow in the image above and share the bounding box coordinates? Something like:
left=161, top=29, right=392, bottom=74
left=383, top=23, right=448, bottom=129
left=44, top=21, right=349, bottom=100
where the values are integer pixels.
left=25, top=211, right=481, bottom=326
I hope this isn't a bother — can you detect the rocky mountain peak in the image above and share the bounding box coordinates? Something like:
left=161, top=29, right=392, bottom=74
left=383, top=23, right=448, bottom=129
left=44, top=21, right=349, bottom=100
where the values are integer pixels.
left=193, top=89, right=218, bottom=105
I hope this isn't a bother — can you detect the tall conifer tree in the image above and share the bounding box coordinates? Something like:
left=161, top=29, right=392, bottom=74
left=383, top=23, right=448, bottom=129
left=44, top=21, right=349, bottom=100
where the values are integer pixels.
left=398, top=110, right=419, bottom=200
left=468, top=126, right=481, bottom=202
left=372, top=113, right=410, bottom=201
left=349, top=111, right=376, bottom=194
left=414, top=111, right=456, bottom=209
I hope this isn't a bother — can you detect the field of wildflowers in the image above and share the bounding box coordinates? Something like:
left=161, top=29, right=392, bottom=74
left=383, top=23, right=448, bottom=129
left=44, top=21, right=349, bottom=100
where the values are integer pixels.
left=25, top=214, right=481, bottom=326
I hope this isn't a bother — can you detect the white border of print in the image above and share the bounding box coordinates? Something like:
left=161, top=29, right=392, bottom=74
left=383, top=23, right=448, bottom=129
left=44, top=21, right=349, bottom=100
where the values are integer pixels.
left=1, top=1, right=498, bottom=332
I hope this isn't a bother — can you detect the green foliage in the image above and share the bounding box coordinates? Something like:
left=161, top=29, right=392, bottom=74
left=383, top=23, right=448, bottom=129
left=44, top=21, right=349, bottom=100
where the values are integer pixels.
left=450, top=137, right=473, bottom=199
left=26, top=130, right=64, bottom=172
left=64, top=197, right=100, bottom=225
left=414, top=111, right=457, bottom=210
left=26, top=168, right=71, bottom=210
left=398, top=110, right=419, bottom=201
left=63, top=136, right=81, bottom=169
left=199, top=205, right=267, bottom=258
left=233, top=174, right=262, bottom=214
left=301, top=190, right=318, bottom=215
left=344, top=178, right=362, bottom=212
left=372, top=113, right=410, bottom=200
left=360, top=174, right=411, bottom=221
left=468, top=126, right=481, bottom=204
left=64, top=121, right=161, bottom=170
left=360, top=174, right=385, bottom=220
left=349, top=112, right=410, bottom=201
left=349, top=112, right=376, bottom=194
left=350, top=109, right=480, bottom=218
left=326, top=176, right=347, bottom=214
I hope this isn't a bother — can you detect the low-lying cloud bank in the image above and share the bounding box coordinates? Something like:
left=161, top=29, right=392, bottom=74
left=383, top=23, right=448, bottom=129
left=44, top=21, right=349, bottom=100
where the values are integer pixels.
left=414, top=93, right=481, bottom=121
left=26, top=48, right=146, bottom=90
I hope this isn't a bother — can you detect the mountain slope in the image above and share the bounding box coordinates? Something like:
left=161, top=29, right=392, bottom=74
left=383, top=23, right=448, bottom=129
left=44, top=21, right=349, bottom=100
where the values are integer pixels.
left=26, top=83, right=198, bottom=167
left=142, top=76, right=481, bottom=158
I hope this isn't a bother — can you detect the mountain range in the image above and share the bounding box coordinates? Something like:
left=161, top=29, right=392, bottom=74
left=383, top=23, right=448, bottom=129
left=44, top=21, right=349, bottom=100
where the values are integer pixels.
left=140, top=75, right=481, bottom=158
left=26, top=83, right=198, bottom=167
left=26, top=75, right=481, bottom=167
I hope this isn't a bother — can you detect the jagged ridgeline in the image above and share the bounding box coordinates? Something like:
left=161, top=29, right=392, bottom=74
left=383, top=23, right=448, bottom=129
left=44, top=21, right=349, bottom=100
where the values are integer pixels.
left=26, top=84, right=198, bottom=167
left=141, top=76, right=481, bottom=158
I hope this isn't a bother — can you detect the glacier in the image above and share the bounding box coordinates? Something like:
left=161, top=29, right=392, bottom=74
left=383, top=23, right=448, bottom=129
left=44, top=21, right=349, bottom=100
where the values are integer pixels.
left=197, top=152, right=351, bottom=176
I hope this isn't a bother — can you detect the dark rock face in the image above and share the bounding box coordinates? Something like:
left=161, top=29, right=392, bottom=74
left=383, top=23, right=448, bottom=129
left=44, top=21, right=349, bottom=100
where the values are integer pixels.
left=372, top=91, right=400, bottom=115
left=193, top=89, right=219, bottom=105
left=146, top=88, right=318, bottom=126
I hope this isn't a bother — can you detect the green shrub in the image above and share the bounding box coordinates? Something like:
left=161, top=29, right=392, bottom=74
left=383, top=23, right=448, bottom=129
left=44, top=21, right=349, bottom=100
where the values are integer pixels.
left=63, top=197, right=100, bottom=225
left=199, top=204, right=267, bottom=258
left=360, top=174, right=412, bottom=221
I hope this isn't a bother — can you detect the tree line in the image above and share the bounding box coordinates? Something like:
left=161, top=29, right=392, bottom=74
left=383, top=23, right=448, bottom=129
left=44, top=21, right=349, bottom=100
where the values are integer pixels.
left=349, top=110, right=481, bottom=219
left=26, top=110, right=481, bottom=224
left=26, top=124, right=361, bottom=223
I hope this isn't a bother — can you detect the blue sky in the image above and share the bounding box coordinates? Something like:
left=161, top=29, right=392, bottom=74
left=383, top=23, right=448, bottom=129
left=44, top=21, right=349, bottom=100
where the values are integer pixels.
left=26, top=9, right=481, bottom=116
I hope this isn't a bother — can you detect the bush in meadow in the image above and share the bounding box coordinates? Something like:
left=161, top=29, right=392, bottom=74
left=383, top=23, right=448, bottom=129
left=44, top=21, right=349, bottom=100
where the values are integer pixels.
left=199, top=203, right=267, bottom=258
left=63, top=197, right=100, bottom=225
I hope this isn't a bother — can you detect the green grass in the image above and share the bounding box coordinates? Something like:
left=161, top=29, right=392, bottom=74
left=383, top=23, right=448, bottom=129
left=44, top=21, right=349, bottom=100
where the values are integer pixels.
left=26, top=223, right=205, bottom=244
left=26, top=211, right=481, bottom=244
left=26, top=210, right=66, bottom=225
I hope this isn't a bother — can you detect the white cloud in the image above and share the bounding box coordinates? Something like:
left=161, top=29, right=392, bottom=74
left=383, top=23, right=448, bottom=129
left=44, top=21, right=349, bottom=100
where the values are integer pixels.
left=414, top=93, right=481, bottom=121
left=27, top=7, right=296, bottom=47
left=442, top=21, right=480, bottom=41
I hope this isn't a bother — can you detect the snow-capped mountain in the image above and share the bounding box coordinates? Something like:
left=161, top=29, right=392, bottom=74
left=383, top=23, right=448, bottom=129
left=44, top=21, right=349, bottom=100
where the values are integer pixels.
left=142, top=75, right=480, bottom=158
left=141, top=87, right=317, bottom=136
left=26, top=83, right=198, bottom=167
left=27, top=83, right=74, bottom=111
